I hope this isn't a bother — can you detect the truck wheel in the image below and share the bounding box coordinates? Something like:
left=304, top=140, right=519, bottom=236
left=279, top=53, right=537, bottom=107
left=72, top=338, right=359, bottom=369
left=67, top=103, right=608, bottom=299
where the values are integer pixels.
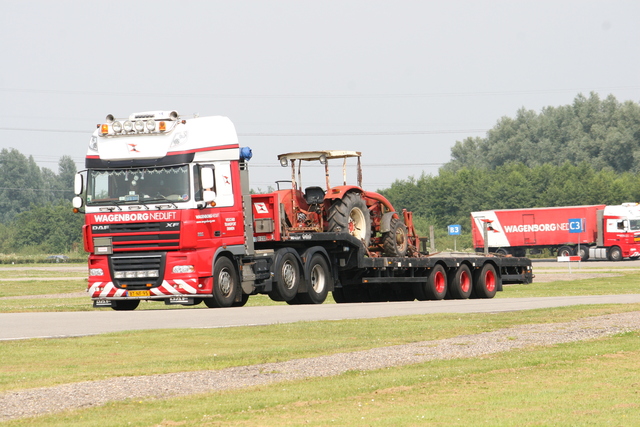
left=577, top=246, right=589, bottom=261
left=328, top=192, right=371, bottom=246
left=111, top=300, right=140, bottom=311
left=269, top=252, right=301, bottom=302
left=205, top=257, right=239, bottom=308
left=423, top=264, right=447, bottom=300
left=608, top=246, right=623, bottom=261
left=495, top=248, right=509, bottom=256
left=473, top=263, right=498, bottom=299
left=297, top=254, right=331, bottom=304
left=557, top=246, right=574, bottom=257
left=382, top=217, right=408, bottom=257
left=448, top=264, right=473, bottom=299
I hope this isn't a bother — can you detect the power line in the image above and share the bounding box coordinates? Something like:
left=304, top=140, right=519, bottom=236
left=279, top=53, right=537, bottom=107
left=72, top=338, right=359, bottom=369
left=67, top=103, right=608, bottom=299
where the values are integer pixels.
left=1, top=86, right=639, bottom=99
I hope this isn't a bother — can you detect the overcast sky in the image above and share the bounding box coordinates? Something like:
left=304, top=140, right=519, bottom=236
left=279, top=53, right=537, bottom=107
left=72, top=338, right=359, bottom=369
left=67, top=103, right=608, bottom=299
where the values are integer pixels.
left=1, top=1, right=639, bottom=191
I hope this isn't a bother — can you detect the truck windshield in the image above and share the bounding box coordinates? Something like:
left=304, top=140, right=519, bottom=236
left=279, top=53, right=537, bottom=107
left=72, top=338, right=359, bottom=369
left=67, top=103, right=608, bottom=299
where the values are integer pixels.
left=629, top=219, right=640, bottom=231
left=86, top=165, right=190, bottom=205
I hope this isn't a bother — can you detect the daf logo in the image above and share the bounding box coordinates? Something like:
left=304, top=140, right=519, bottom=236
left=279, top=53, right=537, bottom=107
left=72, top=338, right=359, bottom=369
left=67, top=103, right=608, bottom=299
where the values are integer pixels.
left=166, top=222, right=179, bottom=228
left=93, top=225, right=109, bottom=231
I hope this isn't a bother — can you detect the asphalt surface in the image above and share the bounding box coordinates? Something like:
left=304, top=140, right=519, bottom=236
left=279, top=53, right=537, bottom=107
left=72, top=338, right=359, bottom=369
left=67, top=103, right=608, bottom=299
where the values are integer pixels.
left=2, top=294, right=640, bottom=341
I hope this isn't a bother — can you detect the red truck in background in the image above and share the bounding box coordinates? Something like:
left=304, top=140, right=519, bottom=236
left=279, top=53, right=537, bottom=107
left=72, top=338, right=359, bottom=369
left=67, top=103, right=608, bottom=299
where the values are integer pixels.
left=72, top=110, right=533, bottom=310
left=471, top=204, right=640, bottom=261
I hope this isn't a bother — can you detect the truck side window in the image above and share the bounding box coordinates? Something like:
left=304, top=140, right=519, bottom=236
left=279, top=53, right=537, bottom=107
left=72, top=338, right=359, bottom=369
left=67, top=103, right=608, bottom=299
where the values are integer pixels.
left=617, top=221, right=625, bottom=230
left=193, top=166, right=202, bottom=201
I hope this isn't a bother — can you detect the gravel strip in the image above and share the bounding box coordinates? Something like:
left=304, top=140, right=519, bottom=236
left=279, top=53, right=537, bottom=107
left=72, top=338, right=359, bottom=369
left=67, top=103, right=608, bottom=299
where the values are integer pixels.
left=1, top=311, right=639, bottom=421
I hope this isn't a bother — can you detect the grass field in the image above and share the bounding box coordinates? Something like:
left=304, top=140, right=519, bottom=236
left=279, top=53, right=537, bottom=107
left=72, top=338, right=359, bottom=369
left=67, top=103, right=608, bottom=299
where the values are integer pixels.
left=11, top=331, right=637, bottom=426
left=1, top=263, right=640, bottom=425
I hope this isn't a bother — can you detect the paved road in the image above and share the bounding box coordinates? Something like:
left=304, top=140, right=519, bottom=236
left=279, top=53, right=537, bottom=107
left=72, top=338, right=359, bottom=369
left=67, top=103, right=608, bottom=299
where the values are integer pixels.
left=2, top=294, right=640, bottom=341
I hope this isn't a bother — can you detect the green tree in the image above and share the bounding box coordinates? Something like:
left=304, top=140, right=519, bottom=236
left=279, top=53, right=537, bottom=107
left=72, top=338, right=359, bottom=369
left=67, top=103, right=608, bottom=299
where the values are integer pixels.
left=0, top=149, right=44, bottom=222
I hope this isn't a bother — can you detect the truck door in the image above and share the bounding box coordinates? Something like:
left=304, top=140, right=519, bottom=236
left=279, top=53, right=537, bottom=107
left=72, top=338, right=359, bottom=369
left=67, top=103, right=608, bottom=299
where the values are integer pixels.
left=522, top=214, right=536, bottom=245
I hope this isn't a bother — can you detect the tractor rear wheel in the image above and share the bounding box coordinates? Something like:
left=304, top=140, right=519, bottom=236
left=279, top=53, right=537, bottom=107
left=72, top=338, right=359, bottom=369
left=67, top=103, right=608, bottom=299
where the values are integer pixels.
left=328, top=192, right=371, bottom=246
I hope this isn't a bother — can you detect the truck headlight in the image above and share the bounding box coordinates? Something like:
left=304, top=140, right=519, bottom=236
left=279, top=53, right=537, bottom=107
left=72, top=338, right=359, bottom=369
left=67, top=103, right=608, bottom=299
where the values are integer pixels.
left=89, top=268, right=104, bottom=276
left=173, top=265, right=195, bottom=274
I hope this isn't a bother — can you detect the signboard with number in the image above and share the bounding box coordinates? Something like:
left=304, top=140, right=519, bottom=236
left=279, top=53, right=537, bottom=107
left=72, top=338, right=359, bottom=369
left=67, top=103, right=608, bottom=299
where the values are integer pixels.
left=448, top=224, right=462, bottom=235
left=568, top=218, right=584, bottom=233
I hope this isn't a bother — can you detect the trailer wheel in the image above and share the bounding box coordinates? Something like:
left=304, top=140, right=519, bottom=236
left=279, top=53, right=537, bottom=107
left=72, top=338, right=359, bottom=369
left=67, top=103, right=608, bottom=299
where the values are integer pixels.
left=269, top=252, right=301, bottom=302
left=111, top=300, right=140, bottom=311
left=608, top=246, right=623, bottom=261
left=328, top=192, right=371, bottom=246
left=296, top=254, right=331, bottom=304
left=423, top=264, right=447, bottom=300
left=473, top=263, right=498, bottom=299
left=557, top=246, right=574, bottom=257
left=448, top=264, right=473, bottom=299
left=206, top=257, right=239, bottom=308
left=382, top=217, right=408, bottom=257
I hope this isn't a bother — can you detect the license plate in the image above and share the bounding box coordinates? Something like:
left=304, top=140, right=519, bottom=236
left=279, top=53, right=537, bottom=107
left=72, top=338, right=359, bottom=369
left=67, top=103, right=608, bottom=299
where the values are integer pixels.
left=94, top=299, right=112, bottom=307
left=128, top=290, right=150, bottom=297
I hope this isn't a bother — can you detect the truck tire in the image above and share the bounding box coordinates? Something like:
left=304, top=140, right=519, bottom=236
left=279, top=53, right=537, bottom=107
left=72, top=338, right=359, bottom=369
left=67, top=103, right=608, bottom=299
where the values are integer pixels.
left=328, top=192, right=371, bottom=246
left=608, top=246, right=623, bottom=261
left=423, top=264, right=447, bottom=300
left=557, top=246, right=574, bottom=257
left=473, top=263, right=498, bottom=299
left=269, top=252, right=301, bottom=302
left=111, top=300, right=140, bottom=311
left=206, top=257, right=239, bottom=308
left=448, top=264, right=473, bottom=299
left=382, top=217, right=408, bottom=257
left=296, top=254, right=331, bottom=304
left=577, top=245, right=589, bottom=261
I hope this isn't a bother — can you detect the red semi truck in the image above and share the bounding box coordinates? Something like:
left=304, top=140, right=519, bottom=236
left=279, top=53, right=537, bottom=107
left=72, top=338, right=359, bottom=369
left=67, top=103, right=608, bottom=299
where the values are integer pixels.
left=72, top=110, right=533, bottom=310
left=471, top=204, right=640, bottom=261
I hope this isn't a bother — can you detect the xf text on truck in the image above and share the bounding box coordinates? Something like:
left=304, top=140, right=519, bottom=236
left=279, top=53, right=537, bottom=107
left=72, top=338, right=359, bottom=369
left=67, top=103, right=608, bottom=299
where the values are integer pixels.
left=73, top=111, right=533, bottom=310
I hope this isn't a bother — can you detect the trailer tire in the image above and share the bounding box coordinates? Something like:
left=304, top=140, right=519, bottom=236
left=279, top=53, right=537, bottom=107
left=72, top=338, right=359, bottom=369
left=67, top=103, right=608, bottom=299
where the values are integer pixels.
left=206, top=257, right=239, bottom=308
left=558, top=246, right=574, bottom=257
left=423, top=264, right=447, bottom=300
left=473, top=263, right=498, bottom=299
left=382, top=217, right=408, bottom=257
left=448, top=264, right=473, bottom=299
left=269, top=252, right=301, bottom=302
left=608, top=246, right=623, bottom=261
left=111, top=300, right=140, bottom=311
left=296, top=254, right=331, bottom=304
left=328, top=192, right=371, bottom=246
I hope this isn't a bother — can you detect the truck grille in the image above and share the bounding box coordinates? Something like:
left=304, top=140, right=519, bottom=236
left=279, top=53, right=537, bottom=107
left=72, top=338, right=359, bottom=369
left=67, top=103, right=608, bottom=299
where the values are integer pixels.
left=92, top=221, right=181, bottom=252
left=110, top=253, right=165, bottom=289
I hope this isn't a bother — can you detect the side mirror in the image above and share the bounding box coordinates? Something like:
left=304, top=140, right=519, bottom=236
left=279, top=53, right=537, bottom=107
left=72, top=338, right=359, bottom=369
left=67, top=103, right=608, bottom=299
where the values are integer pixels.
left=203, top=190, right=216, bottom=203
left=74, top=173, right=84, bottom=195
left=201, top=167, right=214, bottom=190
left=72, top=196, right=83, bottom=209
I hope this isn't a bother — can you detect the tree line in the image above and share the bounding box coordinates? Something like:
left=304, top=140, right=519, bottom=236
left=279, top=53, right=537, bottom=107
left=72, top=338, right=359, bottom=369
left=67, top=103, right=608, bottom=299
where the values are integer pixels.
left=0, top=148, right=81, bottom=254
left=443, top=93, right=640, bottom=174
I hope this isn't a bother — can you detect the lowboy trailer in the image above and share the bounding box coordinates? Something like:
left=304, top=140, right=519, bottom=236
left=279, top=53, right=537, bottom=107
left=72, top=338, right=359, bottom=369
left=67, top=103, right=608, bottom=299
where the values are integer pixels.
left=72, top=111, right=533, bottom=310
